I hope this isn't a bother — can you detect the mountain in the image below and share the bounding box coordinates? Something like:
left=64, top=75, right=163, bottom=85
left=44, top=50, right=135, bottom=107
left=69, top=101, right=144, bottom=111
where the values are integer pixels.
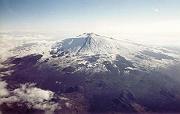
left=50, top=33, right=178, bottom=72
left=0, top=33, right=180, bottom=114
left=51, top=33, right=140, bottom=56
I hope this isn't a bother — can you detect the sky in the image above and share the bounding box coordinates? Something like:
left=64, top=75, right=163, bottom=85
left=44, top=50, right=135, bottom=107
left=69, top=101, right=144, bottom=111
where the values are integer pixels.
left=0, top=0, right=180, bottom=37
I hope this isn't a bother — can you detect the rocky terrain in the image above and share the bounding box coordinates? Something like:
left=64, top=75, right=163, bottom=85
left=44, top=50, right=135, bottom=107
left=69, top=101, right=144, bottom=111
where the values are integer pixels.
left=0, top=33, right=180, bottom=114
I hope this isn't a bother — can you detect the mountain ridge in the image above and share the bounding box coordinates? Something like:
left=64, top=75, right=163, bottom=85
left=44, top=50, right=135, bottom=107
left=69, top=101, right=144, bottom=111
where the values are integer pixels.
left=1, top=33, right=180, bottom=113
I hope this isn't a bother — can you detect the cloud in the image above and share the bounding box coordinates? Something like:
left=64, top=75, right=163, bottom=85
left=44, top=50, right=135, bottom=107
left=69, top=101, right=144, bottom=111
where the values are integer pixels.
left=0, top=80, right=9, bottom=97
left=152, top=8, right=160, bottom=13
left=0, top=83, right=61, bottom=112
left=0, top=96, right=19, bottom=105
left=13, top=83, right=60, bottom=111
left=13, top=83, right=54, bottom=102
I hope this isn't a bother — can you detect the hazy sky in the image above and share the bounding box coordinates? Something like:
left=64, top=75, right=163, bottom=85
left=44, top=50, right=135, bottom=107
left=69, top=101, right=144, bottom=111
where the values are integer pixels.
left=0, top=0, right=180, bottom=36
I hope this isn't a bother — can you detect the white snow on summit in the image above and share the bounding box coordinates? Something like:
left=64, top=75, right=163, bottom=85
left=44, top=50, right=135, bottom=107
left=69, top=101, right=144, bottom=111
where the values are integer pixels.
left=50, top=33, right=179, bottom=71
left=51, top=33, right=143, bottom=59
left=0, top=32, right=179, bottom=73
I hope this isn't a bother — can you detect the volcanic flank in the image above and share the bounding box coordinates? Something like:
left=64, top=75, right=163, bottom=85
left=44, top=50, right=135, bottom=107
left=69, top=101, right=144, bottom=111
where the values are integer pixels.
left=0, top=33, right=180, bottom=114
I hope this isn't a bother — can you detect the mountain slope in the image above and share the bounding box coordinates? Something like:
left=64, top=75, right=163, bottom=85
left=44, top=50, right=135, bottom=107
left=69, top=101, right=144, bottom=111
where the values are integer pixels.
left=51, top=33, right=141, bottom=57
left=50, top=33, right=179, bottom=72
left=1, top=33, right=180, bottom=114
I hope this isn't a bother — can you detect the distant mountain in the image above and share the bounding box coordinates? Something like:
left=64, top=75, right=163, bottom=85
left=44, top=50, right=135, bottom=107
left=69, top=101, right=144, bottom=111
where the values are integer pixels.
left=0, top=33, right=180, bottom=114
left=50, top=33, right=179, bottom=72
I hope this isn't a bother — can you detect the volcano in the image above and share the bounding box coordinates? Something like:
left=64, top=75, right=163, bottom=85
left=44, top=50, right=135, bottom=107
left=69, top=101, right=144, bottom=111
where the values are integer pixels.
left=0, top=33, right=180, bottom=114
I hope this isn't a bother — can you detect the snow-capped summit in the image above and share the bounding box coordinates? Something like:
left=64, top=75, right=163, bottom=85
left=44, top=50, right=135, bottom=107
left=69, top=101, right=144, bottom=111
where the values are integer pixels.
left=49, top=33, right=179, bottom=71
left=1, top=32, right=180, bottom=114
left=51, top=32, right=141, bottom=59
left=76, top=32, right=99, bottom=37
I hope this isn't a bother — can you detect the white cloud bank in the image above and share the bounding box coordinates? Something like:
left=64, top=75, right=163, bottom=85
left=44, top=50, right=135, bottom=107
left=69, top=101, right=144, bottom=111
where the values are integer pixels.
left=0, top=83, right=60, bottom=112
left=0, top=80, right=9, bottom=97
left=13, top=83, right=54, bottom=102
